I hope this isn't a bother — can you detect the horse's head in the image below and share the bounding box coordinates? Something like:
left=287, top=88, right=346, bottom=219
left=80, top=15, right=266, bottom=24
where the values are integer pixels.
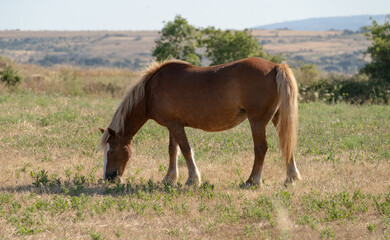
left=99, top=128, right=132, bottom=182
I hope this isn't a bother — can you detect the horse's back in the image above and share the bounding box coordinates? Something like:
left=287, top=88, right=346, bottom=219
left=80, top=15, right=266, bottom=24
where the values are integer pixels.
left=146, top=58, right=279, bottom=131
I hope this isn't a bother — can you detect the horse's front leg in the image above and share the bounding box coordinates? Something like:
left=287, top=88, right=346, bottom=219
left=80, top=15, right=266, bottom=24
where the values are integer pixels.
left=162, top=133, right=179, bottom=184
left=167, top=123, right=201, bottom=186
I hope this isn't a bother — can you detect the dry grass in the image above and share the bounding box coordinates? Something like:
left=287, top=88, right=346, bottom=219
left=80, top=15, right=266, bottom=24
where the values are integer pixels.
left=0, top=57, right=140, bottom=97
left=251, top=29, right=369, bottom=55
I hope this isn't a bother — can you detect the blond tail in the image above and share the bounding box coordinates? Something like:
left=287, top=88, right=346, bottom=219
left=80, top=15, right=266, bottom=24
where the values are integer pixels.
left=275, top=64, right=299, bottom=165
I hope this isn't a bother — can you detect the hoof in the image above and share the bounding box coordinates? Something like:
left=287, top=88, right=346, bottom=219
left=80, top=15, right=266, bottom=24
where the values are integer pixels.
left=162, top=174, right=178, bottom=184
left=284, top=174, right=302, bottom=187
left=244, top=177, right=261, bottom=188
left=185, top=177, right=201, bottom=186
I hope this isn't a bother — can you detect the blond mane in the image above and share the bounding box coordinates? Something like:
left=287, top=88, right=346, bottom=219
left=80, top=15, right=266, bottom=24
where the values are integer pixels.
left=99, top=59, right=188, bottom=149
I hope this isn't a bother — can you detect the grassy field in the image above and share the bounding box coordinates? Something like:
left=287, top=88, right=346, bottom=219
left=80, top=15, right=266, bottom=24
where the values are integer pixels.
left=0, top=84, right=389, bottom=239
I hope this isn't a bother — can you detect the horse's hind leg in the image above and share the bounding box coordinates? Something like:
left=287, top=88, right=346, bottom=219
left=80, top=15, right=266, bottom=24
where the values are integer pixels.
left=283, top=155, right=301, bottom=186
left=166, top=124, right=201, bottom=186
left=272, top=111, right=301, bottom=186
left=246, top=120, right=268, bottom=186
left=162, top=133, right=179, bottom=184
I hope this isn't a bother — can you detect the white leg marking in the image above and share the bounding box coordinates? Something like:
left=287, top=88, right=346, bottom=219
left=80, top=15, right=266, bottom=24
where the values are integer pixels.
left=103, top=143, right=110, bottom=179
left=191, top=150, right=199, bottom=175
left=190, top=150, right=201, bottom=183
left=252, top=167, right=263, bottom=185
left=284, top=158, right=302, bottom=186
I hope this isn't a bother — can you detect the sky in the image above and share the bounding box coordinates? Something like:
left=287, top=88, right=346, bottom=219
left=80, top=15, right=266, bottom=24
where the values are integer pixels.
left=0, top=0, right=389, bottom=31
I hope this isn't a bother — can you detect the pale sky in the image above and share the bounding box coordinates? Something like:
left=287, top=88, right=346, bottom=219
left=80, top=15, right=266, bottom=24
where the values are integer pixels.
left=0, top=0, right=388, bottom=30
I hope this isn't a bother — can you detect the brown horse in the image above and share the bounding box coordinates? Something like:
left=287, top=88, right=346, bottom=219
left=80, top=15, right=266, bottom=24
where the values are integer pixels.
left=99, top=57, right=301, bottom=186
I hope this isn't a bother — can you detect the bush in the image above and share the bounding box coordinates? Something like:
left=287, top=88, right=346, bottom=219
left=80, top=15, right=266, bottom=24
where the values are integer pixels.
left=0, top=66, right=21, bottom=87
left=293, top=63, right=320, bottom=85
left=299, top=75, right=390, bottom=104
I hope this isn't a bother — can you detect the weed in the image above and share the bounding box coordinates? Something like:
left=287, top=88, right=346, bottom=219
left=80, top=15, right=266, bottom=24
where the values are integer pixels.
left=115, top=227, right=123, bottom=238
left=35, top=199, right=50, bottom=211
left=367, top=223, right=376, bottom=232
left=199, top=201, right=209, bottom=214
left=147, top=179, right=158, bottom=192
left=200, top=181, right=215, bottom=199
left=0, top=193, right=13, bottom=206
left=117, top=197, right=128, bottom=212
left=213, top=203, right=240, bottom=224
left=31, top=170, right=50, bottom=187
left=298, top=214, right=318, bottom=229
left=158, top=164, right=167, bottom=173
left=152, top=202, right=164, bottom=216
left=49, top=174, right=62, bottom=187
left=319, top=226, right=335, bottom=239
left=60, top=185, right=70, bottom=195
left=88, top=229, right=104, bottom=240
left=10, top=200, right=22, bottom=214
left=163, top=181, right=176, bottom=195
left=244, top=224, right=255, bottom=237
left=167, top=227, right=180, bottom=236
left=72, top=173, right=86, bottom=195
left=13, top=205, right=44, bottom=235
left=71, top=194, right=89, bottom=212
left=100, top=197, right=115, bottom=213
left=373, top=192, right=390, bottom=218
left=105, top=180, right=126, bottom=194
left=129, top=200, right=147, bottom=215
left=51, top=196, right=70, bottom=214
left=65, top=169, right=72, bottom=178
left=16, top=162, right=32, bottom=179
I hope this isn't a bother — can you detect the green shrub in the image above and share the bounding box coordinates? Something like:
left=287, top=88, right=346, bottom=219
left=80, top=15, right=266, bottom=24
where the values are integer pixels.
left=300, top=75, right=390, bottom=104
left=0, top=66, right=21, bottom=87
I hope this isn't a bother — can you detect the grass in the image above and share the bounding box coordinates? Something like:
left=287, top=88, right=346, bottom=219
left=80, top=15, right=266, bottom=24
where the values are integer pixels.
left=0, top=88, right=389, bottom=239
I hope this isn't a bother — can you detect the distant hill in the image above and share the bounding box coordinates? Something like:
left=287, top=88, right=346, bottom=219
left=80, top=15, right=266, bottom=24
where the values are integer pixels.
left=0, top=29, right=371, bottom=74
left=253, top=14, right=388, bottom=31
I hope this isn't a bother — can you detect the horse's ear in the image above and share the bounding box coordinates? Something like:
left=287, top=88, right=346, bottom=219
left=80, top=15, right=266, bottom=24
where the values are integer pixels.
left=99, top=127, right=105, bottom=134
left=107, top=128, right=117, bottom=137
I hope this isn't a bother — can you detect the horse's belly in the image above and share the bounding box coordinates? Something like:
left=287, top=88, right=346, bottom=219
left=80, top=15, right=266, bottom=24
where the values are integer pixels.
left=188, top=115, right=247, bottom=132
left=149, top=103, right=247, bottom=132
left=182, top=107, right=247, bottom=132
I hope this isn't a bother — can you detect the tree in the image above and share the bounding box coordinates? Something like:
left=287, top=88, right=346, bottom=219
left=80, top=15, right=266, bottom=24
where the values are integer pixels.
left=361, top=15, right=390, bottom=83
left=153, top=16, right=282, bottom=66
left=152, top=15, right=201, bottom=66
left=201, top=28, right=282, bottom=65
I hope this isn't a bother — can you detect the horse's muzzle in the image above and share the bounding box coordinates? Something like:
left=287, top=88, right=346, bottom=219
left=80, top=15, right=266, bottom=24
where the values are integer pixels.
left=104, top=170, right=121, bottom=182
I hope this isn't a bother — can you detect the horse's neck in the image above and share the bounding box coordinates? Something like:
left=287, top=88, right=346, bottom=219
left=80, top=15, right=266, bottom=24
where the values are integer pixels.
left=123, top=97, right=148, bottom=138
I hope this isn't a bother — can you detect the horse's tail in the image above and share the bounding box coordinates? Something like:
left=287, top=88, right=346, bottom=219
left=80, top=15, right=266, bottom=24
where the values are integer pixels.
left=275, top=64, right=299, bottom=165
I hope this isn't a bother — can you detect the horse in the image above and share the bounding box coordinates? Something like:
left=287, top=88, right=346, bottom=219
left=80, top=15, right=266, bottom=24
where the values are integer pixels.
left=99, top=57, right=301, bottom=187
